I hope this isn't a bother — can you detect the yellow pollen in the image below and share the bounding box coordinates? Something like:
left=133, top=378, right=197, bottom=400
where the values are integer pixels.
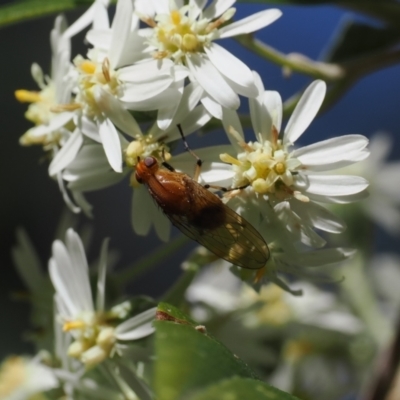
left=154, top=50, right=169, bottom=60
left=252, top=178, right=270, bottom=194
left=274, top=162, right=286, bottom=175
left=50, top=103, right=81, bottom=112
left=220, top=153, right=241, bottom=166
left=80, top=60, right=96, bottom=74
left=15, top=90, right=41, bottom=103
left=171, top=10, right=181, bottom=25
left=182, top=34, right=198, bottom=51
left=63, top=320, right=86, bottom=331
left=102, top=58, right=111, bottom=82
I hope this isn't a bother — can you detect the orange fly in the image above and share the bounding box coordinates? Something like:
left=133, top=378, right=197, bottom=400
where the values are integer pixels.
left=135, top=140, right=270, bottom=270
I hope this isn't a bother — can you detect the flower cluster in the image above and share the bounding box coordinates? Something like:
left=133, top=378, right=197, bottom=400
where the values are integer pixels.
left=16, top=0, right=369, bottom=293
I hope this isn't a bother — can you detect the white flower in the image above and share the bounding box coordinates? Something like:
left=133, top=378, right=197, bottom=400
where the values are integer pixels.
left=338, top=132, right=400, bottom=235
left=65, top=0, right=185, bottom=173
left=135, top=0, right=282, bottom=118
left=0, top=356, right=58, bottom=400
left=57, top=92, right=212, bottom=241
left=15, top=15, right=75, bottom=149
left=220, top=77, right=370, bottom=247
left=49, top=229, right=156, bottom=368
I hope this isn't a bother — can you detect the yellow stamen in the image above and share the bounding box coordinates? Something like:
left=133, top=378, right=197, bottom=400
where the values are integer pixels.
left=15, top=90, right=41, bottom=103
left=50, top=103, right=81, bottom=112
left=252, top=178, right=270, bottom=194
left=274, top=162, right=286, bottom=175
left=80, top=60, right=97, bottom=74
left=182, top=34, right=198, bottom=51
left=171, top=10, right=181, bottom=25
left=220, top=153, right=241, bottom=166
left=154, top=50, right=169, bottom=60
left=63, top=320, right=85, bottom=331
left=102, top=58, right=111, bottom=82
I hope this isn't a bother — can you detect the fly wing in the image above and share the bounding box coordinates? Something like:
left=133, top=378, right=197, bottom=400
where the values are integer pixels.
left=167, top=182, right=270, bottom=270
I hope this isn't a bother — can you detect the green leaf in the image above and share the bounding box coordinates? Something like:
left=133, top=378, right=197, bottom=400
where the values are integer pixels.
left=324, top=20, right=400, bottom=63
left=154, top=307, right=259, bottom=400
left=0, top=0, right=93, bottom=28
left=188, top=376, right=301, bottom=400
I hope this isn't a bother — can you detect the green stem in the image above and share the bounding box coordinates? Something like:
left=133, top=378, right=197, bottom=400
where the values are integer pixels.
left=114, top=235, right=190, bottom=289
left=235, top=34, right=344, bottom=81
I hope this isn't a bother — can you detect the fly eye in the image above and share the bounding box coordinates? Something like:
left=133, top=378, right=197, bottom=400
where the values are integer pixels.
left=144, top=156, right=157, bottom=168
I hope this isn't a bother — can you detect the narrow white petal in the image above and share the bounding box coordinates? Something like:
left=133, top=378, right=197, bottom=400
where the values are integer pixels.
left=25, top=112, right=74, bottom=137
left=296, top=247, right=355, bottom=267
left=161, top=105, right=211, bottom=144
left=249, top=90, right=282, bottom=143
left=98, top=119, right=123, bottom=172
left=293, top=135, right=369, bottom=171
left=122, top=87, right=181, bottom=110
left=67, top=169, right=126, bottom=191
left=203, top=0, right=235, bottom=19
left=86, top=29, right=111, bottom=51
left=118, top=59, right=174, bottom=82
left=222, top=107, right=245, bottom=150
left=294, top=174, right=369, bottom=196
left=115, top=308, right=156, bottom=340
left=123, top=81, right=174, bottom=102
left=289, top=198, right=346, bottom=233
left=157, top=81, right=184, bottom=130
left=96, top=238, right=109, bottom=313
left=205, top=43, right=257, bottom=97
left=65, top=229, right=94, bottom=311
left=263, top=90, right=283, bottom=134
left=219, top=9, right=282, bottom=38
left=189, top=0, right=207, bottom=19
left=187, top=54, right=239, bottom=109
left=201, top=95, right=223, bottom=120
left=170, top=82, right=204, bottom=124
left=49, top=131, right=83, bottom=176
left=80, top=116, right=101, bottom=143
left=56, top=172, right=81, bottom=214
left=72, top=191, right=93, bottom=218
left=109, top=0, right=133, bottom=68
left=308, top=190, right=369, bottom=204
left=92, top=0, right=110, bottom=30
left=95, top=87, right=142, bottom=137
left=284, top=80, right=326, bottom=144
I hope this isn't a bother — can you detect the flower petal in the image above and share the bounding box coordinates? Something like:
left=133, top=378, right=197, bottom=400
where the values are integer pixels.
left=289, top=198, right=346, bottom=233
left=109, top=0, right=133, bottom=68
left=295, top=174, right=369, bottom=196
left=115, top=307, right=156, bottom=341
left=203, top=0, right=235, bottom=19
left=98, top=118, right=123, bottom=172
left=132, top=186, right=152, bottom=236
left=187, top=54, right=239, bottom=109
left=49, top=130, right=83, bottom=176
left=95, top=87, right=142, bottom=137
left=284, top=80, right=326, bottom=145
left=205, top=43, right=257, bottom=98
left=219, top=9, right=282, bottom=38
left=293, top=134, right=369, bottom=171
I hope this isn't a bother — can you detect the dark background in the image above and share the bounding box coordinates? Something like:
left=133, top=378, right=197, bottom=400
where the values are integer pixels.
left=1, top=2, right=399, bottom=358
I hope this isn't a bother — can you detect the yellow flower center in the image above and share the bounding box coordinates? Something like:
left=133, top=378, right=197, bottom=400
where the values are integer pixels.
left=220, top=131, right=302, bottom=198
left=62, top=312, right=118, bottom=367
left=146, top=5, right=236, bottom=62
left=74, top=56, right=121, bottom=118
